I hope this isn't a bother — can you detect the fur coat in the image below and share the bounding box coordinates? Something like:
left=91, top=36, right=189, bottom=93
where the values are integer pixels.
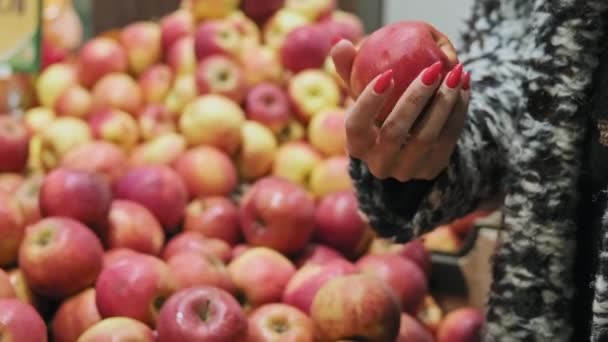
left=349, top=0, right=608, bottom=340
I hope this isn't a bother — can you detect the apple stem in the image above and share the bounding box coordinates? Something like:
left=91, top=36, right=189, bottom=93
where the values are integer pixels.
left=198, top=299, right=212, bottom=322
left=35, top=229, right=53, bottom=247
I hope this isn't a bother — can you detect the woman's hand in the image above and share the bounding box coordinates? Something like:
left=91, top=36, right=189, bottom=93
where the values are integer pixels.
left=331, top=39, right=470, bottom=182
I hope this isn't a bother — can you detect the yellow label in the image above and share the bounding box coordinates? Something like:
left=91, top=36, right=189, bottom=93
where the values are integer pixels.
left=0, top=0, right=41, bottom=72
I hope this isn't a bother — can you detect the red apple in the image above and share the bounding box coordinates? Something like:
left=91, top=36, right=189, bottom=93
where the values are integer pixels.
left=120, top=21, right=162, bottom=75
left=232, top=244, right=250, bottom=260
left=285, top=0, right=335, bottom=21
left=308, top=156, right=352, bottom=198
left=401, top=239, right=432, bottom=277
left=160, top=9, right=195, bottom=52
left=91, top=73, right=143, bottom=115
left=40, top=168, right=112, bottom=228
left=356, top=254, right=428, bottom=314
left=167, top=252, right=236, bottom=293
left=156, top=286, right=248, bottom=342
left=228, top=247, right=296, bottom=310
left=60, top=141, right=128, bottom=186
left=77, top=317, right=155, bottom=342
left=102, top=248, right=138, bottom=269
left=106, top=200, right=165, bottom=256
left=95, top=253, right=177, bottom=326
left=194, top=20, right=241, bottom=60
left=166, top=36, right=197, bottom=76
left=398, top=313, right=434, bottom=342
left=307, top=108, right=346, bottom=156
left=179, top=94, right=245, bottom=155
left=113, top=165, right=188, bottom=232
left=436, top=308, right=485, bottom=342
left=350, top=21, right=458, bottom=122
left=41, top=37, right=69, bottom=69
left=0, top=269, right=16, bottom=299
left=162, top=231, right=232, bottom=263
left=174, top=146, right=238, bottom=198
left=13, top=173, right=43, bottom=227
left=422, top=225, right=462, bottom=254
left=280, top=24, right=332, bottom=73
left=263, top=8, right=310, bottom=50
left=227, top=11, right=261, bottom=48
left=245, top=82, right=291, bottom=134
left=417, top=295, right=443, bottom=334
left=318, top=10, right=365, bottom=44
left=0, top=299, right=47, bottom=342
left=138, top=64, right=173, bottom=105
left=314, top=190, right=375, bottom=259
left=237, top=120, right=279, bottom=180
left=239, top=45, right=284, bottom=88
left=293, top=244, right=344, bottom=268
left=0, top=173, right=24, bottom=194
left=272, top=141, right=322, bottom=188
left=311, top=274, right=401, bottom=341
left=184, top=197, right=241, bottom=245
left=282, top=258, right=357, bottom=314
left=52, top=288, right=102, bottom=342
left=137, top=104, right=177, bottom=141
left=78, top=37, right=128, bottom=87
left=242, top=0, right=284, bottom=22
left=248, top=303, right=315, bottom=341
left=129, top=133, right=187, bottom=167
left=239, top=176, right=316, bottom=255
left=0, top=192, right=25, bottom=266
left=195, top=55, right=246, bottom=103
left=0, top=116, right=30, bottom=173
left=288, top=69, right=341, bottom=122
left=6, top=269, right=47, bottom=314
left=35, top=62, right=78, bottom=109
left=19, top=217, right=104, bottom=299
left=54, top=85, right=93, bottom=118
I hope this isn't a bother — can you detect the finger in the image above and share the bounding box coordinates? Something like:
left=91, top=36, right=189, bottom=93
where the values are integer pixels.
left=439, top=78, right=469, bottom=142
left=345, top=69, right=395, bottom=158
left=412, top=64, right=464, bottom=143
left=374, top=61, right=444, bottom=161
left=330, top=39, right=357, bottom=89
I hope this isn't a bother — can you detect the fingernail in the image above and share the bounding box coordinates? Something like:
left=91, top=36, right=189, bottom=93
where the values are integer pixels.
left=421, top=61, right=443, bottom=86
left=331, top=35, right=343, bottom=47
left=374, top=69, right=394, bottom=94
left=462, top=71, right=471, bottom=90
left=446, top=63, right=464, bottom=89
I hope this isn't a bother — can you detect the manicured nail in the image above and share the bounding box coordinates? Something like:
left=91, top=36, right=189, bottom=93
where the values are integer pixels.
left=421, top=61, right=443, bottom=86
left=374, top=69, right=394, bottom=94
left=446, top=63, right=464, bottom=89
left=331, top=36, right=343, bottom=46
left=462, top=71, right=471, bottom=90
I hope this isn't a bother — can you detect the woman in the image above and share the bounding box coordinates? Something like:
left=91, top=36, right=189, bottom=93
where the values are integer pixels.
left=330, top=0, right=608, bottom=341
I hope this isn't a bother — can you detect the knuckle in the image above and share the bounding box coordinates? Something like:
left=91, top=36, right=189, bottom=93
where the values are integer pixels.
left=406, top=93, right=427, bottom=107
left=410, top=133, right=434, bottom=146
left=345, top=117, right=367, bottom=136
left=379, top=120, right=405, bottom=143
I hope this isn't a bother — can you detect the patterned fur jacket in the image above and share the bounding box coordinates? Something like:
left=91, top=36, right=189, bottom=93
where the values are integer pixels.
left=349, top=1, right=608, bottom=341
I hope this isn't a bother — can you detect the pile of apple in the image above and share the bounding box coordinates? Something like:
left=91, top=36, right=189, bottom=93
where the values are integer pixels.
left=0, top=0, right=485, bottom=341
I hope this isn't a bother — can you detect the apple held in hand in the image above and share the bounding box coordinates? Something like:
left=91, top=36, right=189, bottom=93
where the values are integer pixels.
left=120, top=21, right=162, bottom=75
left=18, top=217, right=104, bottom=299
left=0, top=116, right=30, bottom=173
left=280, top=24, right=332, bottom=73
left=183, top=196, right=241, bottom=245
left=350, top=21, right=458, bottom=122
left=245, top=82, right=291, bottom=134
left=113, top=165, right=188, bottom=232
left=228, top=247, right=296, bottom=310
left=288, top=69, right=341, bottom=122
left=106, top=200, right=165, bottom=256
left=195, top=55, right=246, bottom=103
left=77, top=317, right=156, bottom=342
left=167, top=252, right=236, bottom=293
left=248, top=303, right=315, bottom=342
left=311, top=274, right=402, bottom=342
left=0, top=299, right=48, bottom=342
left=52, top=288, right=102, bottom=342
left=78, top=37, right=128, bottom=87
left=436, top=308, right=485, bottom=342
left=179, top=94, right=245, bottom=155
left=239, top=176, right=316, bottom=254
left=95, top=253, right=177, bottom=326
left=156, top=286, right=248, bottom=342
left=283, top=258, right=357, bottom=315
left=162, top=231, right=232, bottom=263
left=40, top=168, right=112, bottom=228
left=60, top=141, right=128, bottom=186
left=174, top=146, right=238, bottom=197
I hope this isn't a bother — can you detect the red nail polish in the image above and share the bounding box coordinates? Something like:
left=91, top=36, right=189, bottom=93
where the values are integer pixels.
left=446, top=64, right=464, bottom=89
left=331, top=36, right=343, bottom=46
left=374, top=69, right=394, bottom=94
left=462, top=71, right=471, bottom=90
left=421, top=61, right=443, bottom=86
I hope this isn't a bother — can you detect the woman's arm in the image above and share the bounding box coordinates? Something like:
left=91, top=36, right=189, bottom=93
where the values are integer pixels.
left=349, top=0, right=533, bottom=242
